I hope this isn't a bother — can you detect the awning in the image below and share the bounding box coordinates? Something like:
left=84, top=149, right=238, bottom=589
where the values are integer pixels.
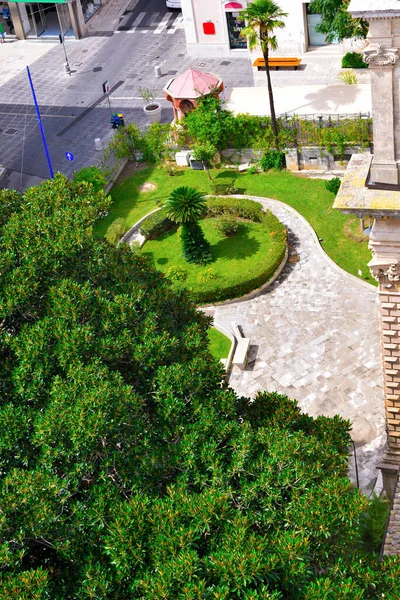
left=224, top=2, right=244, bottom=9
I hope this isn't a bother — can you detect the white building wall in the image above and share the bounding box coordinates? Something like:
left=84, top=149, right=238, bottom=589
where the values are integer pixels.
left=181, top=0, right=309, bottom=57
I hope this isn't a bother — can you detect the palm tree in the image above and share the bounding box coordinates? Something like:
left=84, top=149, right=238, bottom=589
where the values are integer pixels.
left=165, top=187, right=212, bottom=264
left=165, top=186, right=207, bottom=224
left=240, top=0, right=288, bottom=150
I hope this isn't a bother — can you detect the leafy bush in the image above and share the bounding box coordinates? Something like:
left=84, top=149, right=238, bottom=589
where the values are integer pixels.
left=325, top=177, right=342, bottom=195
left=211, top=182, right=238, bottom=195
left=342, top=51, right=368, bottom=69
left=181, top=222, right=213, bottom=265
left=165, top=265, right=188, bottom=282
left=358, top=493, right=390, bottom=553
left=206, top=197, right=264, bottom=222
left=139, top=208, right=175, bottom=240
left=105, top=218, right=126, bottom=245
left=198, top=267, right=218, bottom=283
left=73, top=166, right=107, bottom=193
left=259, top=150, right=286, bottom=171
left=215, top=214, right=241, bottom=236
left=143, top=123, right=173, bottom=163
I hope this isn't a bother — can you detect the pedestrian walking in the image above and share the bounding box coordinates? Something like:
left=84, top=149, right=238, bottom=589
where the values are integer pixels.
left=2, top=7, right=13, bottom=35
left=0, top=22, right=5, bottom=43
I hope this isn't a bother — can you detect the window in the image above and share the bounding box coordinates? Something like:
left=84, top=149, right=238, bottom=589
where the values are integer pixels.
left=226, top=12, right=247, bottom=49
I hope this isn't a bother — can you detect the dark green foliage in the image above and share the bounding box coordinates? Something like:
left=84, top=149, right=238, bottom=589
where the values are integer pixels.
left=325, top=177, right=342, bottom=195
left=309, top=0, right=369, bottom=43
left=72, top=166, right=107, bottom=192
left=165, top=186, right=207, bottom=224
left=359, top=493, right=390, bottom=554
left=215, top=214, right=241, bottom=236
left=181, top=222, right=213, bottom=264
left=342, top=52, right=368, bottom=69
left=179, top=96, right=371, bottom=154
left=0, top=175, right=400, bottom=597
left=104, top=122, right=172, bottom=164
left=139, top=207, right=175, bottom=239
left=206, top=196, right=264, bottom=221
left=259, top=150, right=286, bottom=171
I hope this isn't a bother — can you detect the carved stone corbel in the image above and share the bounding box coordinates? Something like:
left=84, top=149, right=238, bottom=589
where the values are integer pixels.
left=363, top=45, right=399, bottom=67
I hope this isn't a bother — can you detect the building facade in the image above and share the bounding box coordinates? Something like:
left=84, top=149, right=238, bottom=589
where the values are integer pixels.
left=181, top=0, right=337, bottom=57
left=4, top=0, right=104, bottom=40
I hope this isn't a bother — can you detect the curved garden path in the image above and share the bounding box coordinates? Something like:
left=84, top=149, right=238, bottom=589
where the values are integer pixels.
left=203, top=196, right=386, bottom=495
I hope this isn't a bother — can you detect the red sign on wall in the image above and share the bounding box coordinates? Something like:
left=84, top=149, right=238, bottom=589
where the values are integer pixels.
left=203, top=22, right=216, bottom=35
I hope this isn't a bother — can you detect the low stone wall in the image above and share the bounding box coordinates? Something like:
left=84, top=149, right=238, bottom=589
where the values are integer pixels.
left=219, top=146, right=371, bottom=172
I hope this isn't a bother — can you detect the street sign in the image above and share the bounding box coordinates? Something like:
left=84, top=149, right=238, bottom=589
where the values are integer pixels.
left=102, top=81, right=110, bottom=94
left=65, top=152, right=75, bottom=161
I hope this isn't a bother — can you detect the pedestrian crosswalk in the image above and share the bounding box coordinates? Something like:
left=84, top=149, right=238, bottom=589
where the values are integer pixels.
left=116, top=10, right=183, bottom=35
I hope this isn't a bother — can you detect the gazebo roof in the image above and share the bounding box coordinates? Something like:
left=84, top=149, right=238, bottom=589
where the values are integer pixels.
left=164, top=68, right=222, bottom=99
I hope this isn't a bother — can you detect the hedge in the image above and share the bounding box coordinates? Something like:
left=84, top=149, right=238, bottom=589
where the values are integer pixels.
left=206, top=197, right=264, bottom=222
left=191, top=210, right=286, bottom=304
left=342, top=52, right=368, bottom=69
left=139, top=208, right=175, bottom=239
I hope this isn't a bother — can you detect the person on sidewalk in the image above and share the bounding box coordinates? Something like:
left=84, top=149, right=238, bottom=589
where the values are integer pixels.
left=0, top=21, right=5, bottom=44
left=2, top=7, right=13, bottom=35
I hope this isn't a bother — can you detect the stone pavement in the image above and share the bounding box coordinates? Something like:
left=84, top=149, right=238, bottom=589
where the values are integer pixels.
left=0, top=26, right=253, bottom=187
left=204, top=197, right=386, bottom=495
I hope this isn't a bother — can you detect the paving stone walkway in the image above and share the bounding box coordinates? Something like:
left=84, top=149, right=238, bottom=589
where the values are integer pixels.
left=204, top=197, right=386, bottom=495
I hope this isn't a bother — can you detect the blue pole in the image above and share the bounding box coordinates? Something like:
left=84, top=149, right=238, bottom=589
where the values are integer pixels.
left=26, top=65, right=54, bottom=179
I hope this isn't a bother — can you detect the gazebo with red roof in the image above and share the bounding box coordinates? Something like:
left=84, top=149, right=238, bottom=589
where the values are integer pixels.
left=164, top=68, right=224, bottom=121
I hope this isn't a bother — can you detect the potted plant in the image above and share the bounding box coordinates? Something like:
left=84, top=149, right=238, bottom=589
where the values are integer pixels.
left=138, top=87, right=162, bottom=124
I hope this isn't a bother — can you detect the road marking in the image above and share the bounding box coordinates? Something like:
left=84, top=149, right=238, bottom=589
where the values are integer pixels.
left=154, top=12, right=173, bottom=34
left=167, top=14, right=183, bottom=34
left=131, top=11, right=146, bottom=31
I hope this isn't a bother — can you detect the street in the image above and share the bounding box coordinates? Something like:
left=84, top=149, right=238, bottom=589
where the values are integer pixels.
left=0, top=0, right=253, bottom=188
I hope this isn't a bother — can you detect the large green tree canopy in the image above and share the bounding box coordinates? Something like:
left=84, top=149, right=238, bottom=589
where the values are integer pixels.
left=309, top=0, right=368, bottom=43
left=0, top=174, right=399, bottom=598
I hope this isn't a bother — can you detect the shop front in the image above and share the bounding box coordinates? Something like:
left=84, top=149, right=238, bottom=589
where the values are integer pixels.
left=7, top=0, right=101, bottom=39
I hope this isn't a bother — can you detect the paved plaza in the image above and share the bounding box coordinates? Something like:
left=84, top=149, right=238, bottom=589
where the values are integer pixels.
left=204, top=197, right=386, bottom=495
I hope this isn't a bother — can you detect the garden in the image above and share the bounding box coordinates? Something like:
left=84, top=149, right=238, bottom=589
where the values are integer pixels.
left=88, top=92, right=375, bottom=306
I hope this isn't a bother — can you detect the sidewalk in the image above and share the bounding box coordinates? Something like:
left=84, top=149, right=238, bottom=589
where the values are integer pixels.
left=0, top=39, right=57, bottom=87
left=226, top=84, right=372, bottom=117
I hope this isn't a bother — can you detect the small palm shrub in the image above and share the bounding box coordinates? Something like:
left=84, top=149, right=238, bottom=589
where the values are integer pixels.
left=325, top=177, right=341, bottom=195
left=338, top=70, right=358, bottom=85
left=181, top=223, right=213, bottom=265
left=165, top=187, right=212, bottom=264
left=216, top=215, right=241, bottom=236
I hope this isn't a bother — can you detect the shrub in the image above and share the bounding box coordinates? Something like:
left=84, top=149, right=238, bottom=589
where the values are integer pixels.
left=216, top=215, right=241, bottom=236
left=338, top=70, right=358, bottom=85
left=166, top=265, right=188, bottom=282
left=198, top=267, right=218, bottom=283
left=358, top=493, right=390, bottom=554
left=211, top=182, right=238, bottom=195
left=206, top=197, right=264, bottom=222
left=259, top=150, right=286, bottom=171
left=342, top=52, right=368, bottom=69
left=105, top=218, right=126, bottom=245
left=181, top=222, right=213, bottom=265
left=139, top=208, right=175, bottom=240
left=73, top=166, right=107, bottom=193
left=325, top=177, right=342, bottom=195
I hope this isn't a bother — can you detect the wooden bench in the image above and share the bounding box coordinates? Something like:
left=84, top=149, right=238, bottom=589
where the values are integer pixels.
left=231, top=322, right=251, bottom=369
left=253, top=57, right=302, bottom=71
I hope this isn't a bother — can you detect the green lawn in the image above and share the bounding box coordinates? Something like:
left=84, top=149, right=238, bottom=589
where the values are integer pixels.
left=142, top=216, right=286, bottom=303
left=97, top=166, right=374, bottom=285
left=207, top=328, right=232, bottom=361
